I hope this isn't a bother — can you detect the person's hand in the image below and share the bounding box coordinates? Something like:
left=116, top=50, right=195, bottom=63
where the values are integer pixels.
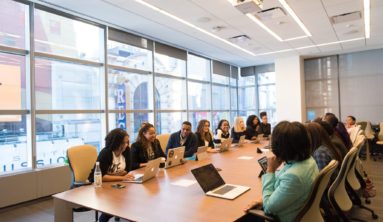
left=266, top=155, right=282, bottom=173
left=115, top=170, right=127, bottom=176
left=207, top=147, right=219, bottom=153
left=122, top=173, right=135, bottom=181
left=244, top=198, right=263, bottom=212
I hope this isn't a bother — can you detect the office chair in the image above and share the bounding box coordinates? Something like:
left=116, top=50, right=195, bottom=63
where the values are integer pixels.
left=346, top=136, right=378, bottom=219
left=328, top=147, right=378, bottom=222
left=67, top=144, right=99, bottom=222
left=247, top=160, right=339, bottom=222
left=373, top=122, right=383, bottom=160
left=156, top=133, right=171, bottom=153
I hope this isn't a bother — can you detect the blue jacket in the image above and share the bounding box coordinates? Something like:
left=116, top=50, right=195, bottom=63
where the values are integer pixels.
left=166, top=131, right=198, bottom=158
left=262, top=157, right=319, bottom=222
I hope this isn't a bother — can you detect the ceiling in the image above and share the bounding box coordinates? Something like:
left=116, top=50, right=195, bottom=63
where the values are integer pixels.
left=37, top=0, right=383, bottom=67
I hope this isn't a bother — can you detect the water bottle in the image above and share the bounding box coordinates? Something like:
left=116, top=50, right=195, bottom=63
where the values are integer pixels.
left=94, top=162, right=102, bottom=188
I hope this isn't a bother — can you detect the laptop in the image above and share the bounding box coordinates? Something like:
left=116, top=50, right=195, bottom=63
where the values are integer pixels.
left=124, top=158, right=161, bottom=183
left=191, top=164, right=250, bottom=200
left=231, top=135, right=245, bottom=147
left=218, top=138, right=233, bottom=152
left=165, top=146, right=185, bottom=168
left=196, top=146, right=208, bottom=161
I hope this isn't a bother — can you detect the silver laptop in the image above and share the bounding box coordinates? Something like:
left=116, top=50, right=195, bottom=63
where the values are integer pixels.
left=218, top=138, right=233, bottom=152
left=231, top=135, right=245, bottom=147
left=191, top=164, right=250, bottom=200
left=196, top=146, right=208, bottom=161
left=124, top=158, right=161, bottom=183
left=165, top=146, right=185, bottom=168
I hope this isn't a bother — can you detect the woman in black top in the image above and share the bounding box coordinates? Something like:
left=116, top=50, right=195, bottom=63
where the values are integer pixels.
left=231, top=116, right=246, bottom=143
left=259, top=112, right=271, bottom=137
left=88, top=128, right=134, bottom=222
left=245, top=115, right=260, bottom=140
left=195, top=119, right=216, bottom=153
left=130, top=123, right=166, bottom=170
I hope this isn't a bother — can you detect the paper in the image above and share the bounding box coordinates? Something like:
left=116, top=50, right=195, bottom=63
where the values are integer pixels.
left=237, top=156, right=254, bottom=160
left=171, top=179, right=197, bottom=187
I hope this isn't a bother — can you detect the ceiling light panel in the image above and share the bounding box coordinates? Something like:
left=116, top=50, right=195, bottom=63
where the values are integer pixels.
left=278, top=0, right=312, bottom=36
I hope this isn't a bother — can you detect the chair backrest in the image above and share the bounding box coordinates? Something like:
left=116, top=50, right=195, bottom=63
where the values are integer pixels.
left=378, top=122, right=383, bottom=141
left=156, top=133, right=171, bottom=153
left=350, top=125, right=362, bottom=145
left=357, top=121, right=367, bottom=131
left=67, top=145, right=98, bottom=183
left=347, top=136, right=365, bottom=191
left=295, top=160, right=339, bottom=222
left=328, top=147, right=358, bottom=213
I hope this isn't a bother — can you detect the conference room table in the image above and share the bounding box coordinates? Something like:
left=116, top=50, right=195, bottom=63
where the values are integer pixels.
left=53, top=141, right=271, bottom=222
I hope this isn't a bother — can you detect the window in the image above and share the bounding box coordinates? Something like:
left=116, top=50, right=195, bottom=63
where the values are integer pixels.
left=212, top=85, right=230, bottom=110
left=34, top=9, right=104, bottom=62
left=0, top=1, right=28, bottom=49
left=257, top=72, right=276, bottom=126
left=155, top=76, right=186, bottom=110
left=188, top=54, right=210, bottom=81
left=108, top=40, right=152, bottom=71
left=188, top=81, right=211, bottom=110
left=155, top=53, right=186, bottom=77
left=109, top=112, right=154, bottom=142
left=189, top=111, right=211, bottom=132
left=156, top=112, right=187, bottom=134
left=35, top=59, right=103, bottom=110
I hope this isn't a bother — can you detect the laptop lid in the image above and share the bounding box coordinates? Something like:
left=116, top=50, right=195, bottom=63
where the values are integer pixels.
left=196, top=146, right=208, bottom=161
left=141, top=158, right=161, bottom=182
left=191, top=164, right=225, bottom=193
left=165, top=146, right=185, bottom=168
left=220, top=138, right=232, bottom=151
left=238, top=135, right=246, bottom=145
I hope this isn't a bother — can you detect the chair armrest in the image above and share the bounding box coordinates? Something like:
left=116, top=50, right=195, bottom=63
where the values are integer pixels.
left=248, top=209, right=277, bottom=221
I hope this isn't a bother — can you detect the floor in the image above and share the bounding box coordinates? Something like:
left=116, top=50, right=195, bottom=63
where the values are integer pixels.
left=0, top=159, right=382, bottom=222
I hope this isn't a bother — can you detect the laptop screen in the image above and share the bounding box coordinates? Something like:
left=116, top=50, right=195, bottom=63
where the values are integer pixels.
left=191, top=164, right=225, bottom=193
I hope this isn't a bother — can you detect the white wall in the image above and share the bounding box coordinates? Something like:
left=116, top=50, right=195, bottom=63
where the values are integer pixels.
left=275, top=55, right=306, bottom=122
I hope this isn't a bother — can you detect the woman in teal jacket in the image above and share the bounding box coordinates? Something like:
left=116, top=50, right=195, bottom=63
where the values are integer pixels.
left=243, top=121, right=319, bottom=222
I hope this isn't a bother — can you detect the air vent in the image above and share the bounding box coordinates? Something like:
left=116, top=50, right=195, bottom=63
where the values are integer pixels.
left=229, top=35, right=251, bottom=43
left=331, top=11, right=361, bottom=24
left=257, top=7, right=286, bottom=20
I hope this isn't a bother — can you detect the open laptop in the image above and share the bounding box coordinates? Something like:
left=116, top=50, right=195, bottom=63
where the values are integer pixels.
left=218, top=138, right=233, bottom=152
left=165, top=146, right=185, bottom=168
left=191, top=164, right=250, bottom=200
left=196, top=146, right=208, bottom=161
left=124, top=158, right=161, bottom=183
left=231, top=135, right=245, bottom=147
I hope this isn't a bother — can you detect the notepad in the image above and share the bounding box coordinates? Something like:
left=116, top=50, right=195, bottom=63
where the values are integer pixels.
left=237, top=156, right=254, bottom=160
left=171, top=179, right=197, bottom=187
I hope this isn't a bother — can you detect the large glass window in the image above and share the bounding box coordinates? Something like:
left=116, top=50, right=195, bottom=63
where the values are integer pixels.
left=156, top=112, right=187, bottom=134
left=189, top=111, right=211, bottom=132
left=35, top=59, right=102, bottom=110
left=0, top=1, right=28, bottom=49
left=155, top=76, right=186, bottom=110
left=109, top=112, right=154, bottom=142
left=108, top=40, right=152, bottom=71
left=154, top=53, right=186, bottom=77
left=188, top=81, right=211, bottom=110
left=34, top=9, right=104, bottom=62
left=187, top=54, right=210, bottom=81
left=212, top=85, right=230, bottom=110
left=35, top=113, right=103, bottom=164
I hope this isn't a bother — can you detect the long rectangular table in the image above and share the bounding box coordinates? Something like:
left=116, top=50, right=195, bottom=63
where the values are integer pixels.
left=54, top=142, right=268, bottom=222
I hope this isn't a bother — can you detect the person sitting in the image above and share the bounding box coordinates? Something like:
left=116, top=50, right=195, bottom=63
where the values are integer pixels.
left=195, top=119, right=216, bottom=153
left=305, top=122, right=343, bottom=170
left=130, top=123, right=166, bottom=170
left=324, top=113, right=352, bottom=149
left=258, top=111, right=271, bottom=137
left=345, top=115, right=357, bottom=134
left=315, top=120, right=348, bottom=160
left=166, top=121, right=198, bottom=158
left=88, top=128, right=134, bottom=222
left=231, top=116, right=246, bottom=143
left=242, top=121, right=319, bottom=222
left=214, top=119, right=230, bottom=144
left=245, top=115, right=260, bottom=140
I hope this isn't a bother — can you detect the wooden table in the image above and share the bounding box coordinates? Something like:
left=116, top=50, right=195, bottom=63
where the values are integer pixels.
left=54, top=142, right=268, bottom=222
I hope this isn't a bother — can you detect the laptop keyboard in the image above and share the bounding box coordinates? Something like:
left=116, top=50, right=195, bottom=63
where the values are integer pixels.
left=213, top=185, right=236, bottom=195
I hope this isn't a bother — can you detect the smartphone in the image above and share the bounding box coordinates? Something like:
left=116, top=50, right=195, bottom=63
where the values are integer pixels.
left=111, top=184, right=126, bottom=189
left=258, top=156, right=268, bottom=173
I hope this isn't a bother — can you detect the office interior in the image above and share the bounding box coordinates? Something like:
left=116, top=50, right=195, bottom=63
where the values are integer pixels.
left=0, top=0, right=382, bottom=219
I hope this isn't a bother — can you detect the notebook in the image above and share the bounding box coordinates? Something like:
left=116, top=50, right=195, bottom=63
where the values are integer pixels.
left=124, top=158, right=161, bottom=184
left=165, top=146, right=185, bottom=169
left=191, top=164, right=250, bottom=200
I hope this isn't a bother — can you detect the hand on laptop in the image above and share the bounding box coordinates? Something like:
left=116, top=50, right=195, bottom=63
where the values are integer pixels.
left=207, top=147, right=219, bottom=153
left=122, top=173, right=135, bottom=181
left=244, top=198, right=263, bottom=212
